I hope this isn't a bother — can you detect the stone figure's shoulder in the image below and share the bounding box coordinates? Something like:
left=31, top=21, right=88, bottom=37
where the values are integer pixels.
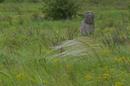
left=81, top=20, right=85, bottom=24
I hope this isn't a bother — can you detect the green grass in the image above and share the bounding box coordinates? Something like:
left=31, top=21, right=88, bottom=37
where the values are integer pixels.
left=0, top=2, right=130, bottom=86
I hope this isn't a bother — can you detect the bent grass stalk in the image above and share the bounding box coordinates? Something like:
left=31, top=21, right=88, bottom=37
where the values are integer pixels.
left=0, top=71, right=16, bottom=86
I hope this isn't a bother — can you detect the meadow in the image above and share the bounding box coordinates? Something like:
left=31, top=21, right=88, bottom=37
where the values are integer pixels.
left=0, top=1, right=130, bottom=86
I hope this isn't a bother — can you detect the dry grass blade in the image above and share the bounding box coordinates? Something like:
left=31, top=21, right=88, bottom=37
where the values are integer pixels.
left=50, top=37, right=104, bottom=61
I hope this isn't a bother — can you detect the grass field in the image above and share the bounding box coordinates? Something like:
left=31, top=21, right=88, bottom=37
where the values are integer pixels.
left=0, top=2, right=130, bottom=86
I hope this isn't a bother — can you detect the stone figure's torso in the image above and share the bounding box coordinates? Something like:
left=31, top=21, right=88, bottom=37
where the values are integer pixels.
left=80, top=21, right=94, bottom=35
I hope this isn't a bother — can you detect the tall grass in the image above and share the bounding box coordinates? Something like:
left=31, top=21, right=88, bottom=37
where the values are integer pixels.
left=0, top=2, right=130, bottom=86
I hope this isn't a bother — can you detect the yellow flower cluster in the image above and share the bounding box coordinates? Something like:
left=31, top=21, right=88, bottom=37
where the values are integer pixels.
left=103, top=73, right=111, bottom=78
left=84, top=75, right=93, bottom=80
left=85, top=73, right=111, bottom=82
left=96, top=20, right=102, bottom=23
left=84, top=73, right=125, bottom=86
left=16, top=73, right=27, bottom=80
left=96, top=73, right=111, bottom=82
left=97, top=77, right=103, bottom=82
left=47, top=51, right=52, bottom=54
left=115, top=82, right=124, bottom=86
left=102, top=50, right=111, bottom=54
left=113, top=58, right=118, bottom=63
left=119, top=57, right=125, bottom=62
left=113, top=57, right=130, bottom=63
left=52, top=58, right=59, bottom=63
left=41, top=48, right=45, bottom=53
left=40, top=48, right=53, bottom=54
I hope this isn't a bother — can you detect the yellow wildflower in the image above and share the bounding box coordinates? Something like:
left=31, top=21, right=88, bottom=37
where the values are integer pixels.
left=97, top=77, right=103, bottom=82
left=119, top=57, right=125, bottom=62
left=47, top=51, right=52, bottom=54
left=84, top=75, right=93, bottom=80
left=125, top=59, right=130, bottom=64
left=52, top=58, right=59, bottom=63
left=16, top=73, right=27, bottom=80
left=128, top=73, right=130, bottom=75
left=115, top=82, right=124, bottom=86
left=103, top=73, right=111, bottom=78
left=41, top=48, right=46, bottom=54
left=113, top=58, right=118, bottom=63
left=96, top=20, right=102, bottom=23
left=102, top=50, right=111, bottom=54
